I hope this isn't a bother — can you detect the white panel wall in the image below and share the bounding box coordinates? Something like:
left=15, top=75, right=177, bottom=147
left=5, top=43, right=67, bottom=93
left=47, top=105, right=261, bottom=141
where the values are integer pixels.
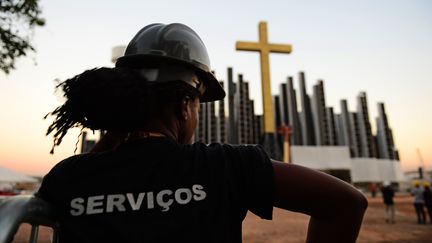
left=350, top=158, right=406, bottom=182
left=291, top=146, right=406, bottom=183
left=291, top=146, right=351, bottom=170
left=351, top=159, right=381, bottom=182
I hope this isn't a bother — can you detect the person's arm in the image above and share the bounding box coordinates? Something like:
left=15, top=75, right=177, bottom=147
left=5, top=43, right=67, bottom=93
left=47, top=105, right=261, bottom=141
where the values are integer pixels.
left=272, top=160, right=367, bottom=243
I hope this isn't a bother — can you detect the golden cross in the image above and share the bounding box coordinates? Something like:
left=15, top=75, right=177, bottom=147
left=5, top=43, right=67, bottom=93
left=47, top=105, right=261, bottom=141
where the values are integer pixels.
left=236, top=21, right=292, bottom=133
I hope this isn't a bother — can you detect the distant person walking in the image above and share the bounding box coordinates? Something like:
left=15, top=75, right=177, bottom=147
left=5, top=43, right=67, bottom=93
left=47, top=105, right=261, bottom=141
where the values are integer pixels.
left=411, top=182, right=426, bottom=224
left=381, top=181, right=395, bottom=223
left=423, top=183, right=432, bottom=224
left=369, top=183, right=377, bottom=198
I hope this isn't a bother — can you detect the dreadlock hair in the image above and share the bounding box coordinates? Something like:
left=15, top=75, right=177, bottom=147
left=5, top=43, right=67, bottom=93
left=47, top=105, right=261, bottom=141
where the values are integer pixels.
left=45, top=67, right=201, bottom=154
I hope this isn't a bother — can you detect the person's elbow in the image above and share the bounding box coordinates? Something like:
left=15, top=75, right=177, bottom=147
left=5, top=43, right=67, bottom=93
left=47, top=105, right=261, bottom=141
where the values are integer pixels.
left=356, top=190, right=368, bottom=213
left=345, top=188, right=368, bottom=219
left=324, top=186, right=368, bottom=221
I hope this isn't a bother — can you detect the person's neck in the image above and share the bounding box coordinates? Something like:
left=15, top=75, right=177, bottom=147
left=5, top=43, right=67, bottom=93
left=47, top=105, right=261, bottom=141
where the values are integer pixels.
left=130, top=131, right=166, bottom=138
left=128, top=126, right=178, bottom=142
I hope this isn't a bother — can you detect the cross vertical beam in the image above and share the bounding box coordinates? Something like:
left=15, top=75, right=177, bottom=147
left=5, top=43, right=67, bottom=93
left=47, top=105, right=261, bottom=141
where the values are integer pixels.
left=236, top=21, right=292, bottom=133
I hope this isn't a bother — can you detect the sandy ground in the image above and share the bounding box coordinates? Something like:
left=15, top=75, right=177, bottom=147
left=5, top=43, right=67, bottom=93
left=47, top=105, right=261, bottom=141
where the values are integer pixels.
left=242, top=194, right=432, bottom=243
left=11, top=194, right=432, bottom=243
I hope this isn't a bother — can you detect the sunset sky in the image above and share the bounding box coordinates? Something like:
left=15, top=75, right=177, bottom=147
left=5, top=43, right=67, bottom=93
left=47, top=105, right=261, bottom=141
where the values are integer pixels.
left=0, top=0, right=431, bottom=176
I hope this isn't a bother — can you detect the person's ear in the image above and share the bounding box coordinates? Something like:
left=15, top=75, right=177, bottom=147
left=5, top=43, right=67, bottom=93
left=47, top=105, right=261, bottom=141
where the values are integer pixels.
left=180, top=97, right=190, bottom=121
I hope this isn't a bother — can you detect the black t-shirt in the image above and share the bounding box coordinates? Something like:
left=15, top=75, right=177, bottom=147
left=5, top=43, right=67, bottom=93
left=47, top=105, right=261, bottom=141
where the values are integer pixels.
left=37, top=137, right=274, bottom=243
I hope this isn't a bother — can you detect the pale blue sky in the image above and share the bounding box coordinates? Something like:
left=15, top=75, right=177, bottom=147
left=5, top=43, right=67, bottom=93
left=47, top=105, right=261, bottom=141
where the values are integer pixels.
left=1, top=0, right=431, bottom=175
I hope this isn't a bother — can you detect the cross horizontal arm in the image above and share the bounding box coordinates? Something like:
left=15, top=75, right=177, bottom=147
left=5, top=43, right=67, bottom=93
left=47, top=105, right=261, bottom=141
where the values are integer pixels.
left=268, top=44, right=292, bottom=53
left=236, top=41, right=262, bottom=51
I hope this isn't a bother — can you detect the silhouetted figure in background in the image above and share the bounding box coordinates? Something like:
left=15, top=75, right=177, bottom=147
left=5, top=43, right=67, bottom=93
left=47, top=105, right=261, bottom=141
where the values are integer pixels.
left=381, top=181, right=395, bottom=223
left=423, top=184, right=432, bottom=224
left=411, top=183, right=426, bottom=224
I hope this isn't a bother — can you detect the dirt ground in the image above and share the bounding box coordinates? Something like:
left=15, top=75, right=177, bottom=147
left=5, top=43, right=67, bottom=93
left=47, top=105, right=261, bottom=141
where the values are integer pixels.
left=242, top=194, right=432, bottom=243
left=11, top=194, right=432, bottom=243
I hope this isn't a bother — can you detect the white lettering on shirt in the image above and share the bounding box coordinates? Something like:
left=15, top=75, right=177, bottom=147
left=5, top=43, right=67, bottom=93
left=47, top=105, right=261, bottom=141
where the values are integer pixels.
left=70, top=197, right=85, bottom=216
left=69, top=184, right=207, bottom=216
left=86, top=195, right=104, bottom=214
left=175, top=188, right=192, bottom=204
left=126, top=193, right=145, bottom=210
left=156, top=190, right=173, bottom=212
left=192, top=184, right=207, bottom=201
left=147, top=191, right=154, bottom=209
left=106, top=194, right=126, bottom=213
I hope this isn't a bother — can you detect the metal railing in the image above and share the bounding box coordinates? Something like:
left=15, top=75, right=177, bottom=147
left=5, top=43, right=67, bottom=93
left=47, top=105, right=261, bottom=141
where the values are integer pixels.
left=0, top=195, right=59, bottom=243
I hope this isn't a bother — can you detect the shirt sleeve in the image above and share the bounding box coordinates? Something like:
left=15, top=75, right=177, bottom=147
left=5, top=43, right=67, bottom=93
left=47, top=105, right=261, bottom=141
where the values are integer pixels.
left=228, top=145, right=275, bottom=220
left=36, top=155, right=81, bottom=202
left=36, top=162, right=65, bottom=203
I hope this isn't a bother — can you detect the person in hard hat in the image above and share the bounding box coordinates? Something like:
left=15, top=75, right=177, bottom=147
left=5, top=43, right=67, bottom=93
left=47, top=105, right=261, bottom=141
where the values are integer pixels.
left=411, top=182, right=426, bottom=224
left=381, top=181, right=395, bottom=223
left=423, top=183, right=432, bottom=224
left=37, top=23, right=367, bottom=243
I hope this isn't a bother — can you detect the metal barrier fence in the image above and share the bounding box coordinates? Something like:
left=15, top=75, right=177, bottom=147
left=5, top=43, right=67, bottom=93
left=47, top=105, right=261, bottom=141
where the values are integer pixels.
left=0, top=195, right=59, bottom=243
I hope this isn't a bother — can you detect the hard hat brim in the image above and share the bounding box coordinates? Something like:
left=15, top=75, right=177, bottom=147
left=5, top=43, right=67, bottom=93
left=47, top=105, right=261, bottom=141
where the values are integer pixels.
left=116, top=54, right=225, bottom=102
